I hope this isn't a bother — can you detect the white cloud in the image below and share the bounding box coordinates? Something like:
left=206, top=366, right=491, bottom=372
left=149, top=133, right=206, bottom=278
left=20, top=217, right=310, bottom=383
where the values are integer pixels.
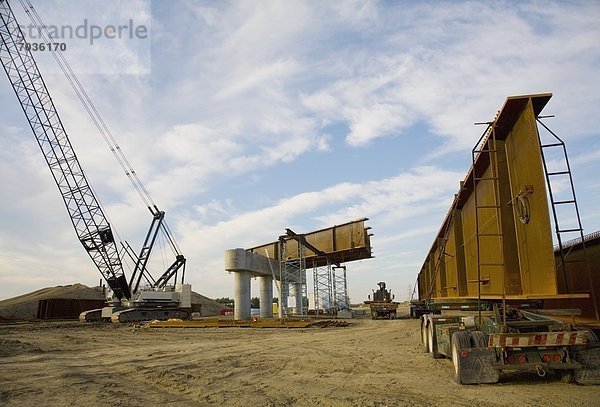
left=315, top=134, right=331, bottom=152
left=297, top=1, right=600, bottom=155
left=316, top=166, right=461, bottom=226
left=161, top=123, right=242, bottom=163
left=572, top=149, right=600, bottom=166
left=168, top=165, right=462, bottom=300
left=346, top=103, right=409, bottom=146
left=215, top=59, right=299, bottom=100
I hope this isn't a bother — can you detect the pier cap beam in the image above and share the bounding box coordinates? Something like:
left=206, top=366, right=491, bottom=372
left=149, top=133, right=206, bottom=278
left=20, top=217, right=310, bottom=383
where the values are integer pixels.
left=225, top=248, right=278, bottom=277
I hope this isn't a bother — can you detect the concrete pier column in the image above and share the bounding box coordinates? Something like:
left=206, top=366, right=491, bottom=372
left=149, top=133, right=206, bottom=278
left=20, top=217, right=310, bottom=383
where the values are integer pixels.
left=259, top=276, right=273, bottom=318
left=279, top=283, right=289, bottom=318
left=295, top=283, right=303, bottom=314
left=289, top=283, right=302, bottom=314
left=234, top=271, right=251, bottom=320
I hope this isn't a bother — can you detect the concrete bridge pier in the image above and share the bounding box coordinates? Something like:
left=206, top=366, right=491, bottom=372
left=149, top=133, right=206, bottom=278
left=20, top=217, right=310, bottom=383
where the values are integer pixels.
left=294, top=283, right=303, bottom=313
left=279, top=283, right=289, bottom=318
left=225, top=248, right=279, bottom=321
left=233, top=270, right=251, bottom=321
left=289, top=283, right=304, bottom=314
left=259, top=276, right=273, bottom=318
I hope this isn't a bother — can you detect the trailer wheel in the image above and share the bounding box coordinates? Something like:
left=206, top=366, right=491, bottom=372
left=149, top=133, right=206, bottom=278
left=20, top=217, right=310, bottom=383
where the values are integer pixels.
left=452, top=331, right=471, bottom=384
left=573, top=329, right=600, bottom=385
left=561, top=369, right=575, bottom=383
left=421, top=319, right=429, bottom=353
left=470, top=331, right=488, bottom=348
left=428, top=321, right=443, bottom=358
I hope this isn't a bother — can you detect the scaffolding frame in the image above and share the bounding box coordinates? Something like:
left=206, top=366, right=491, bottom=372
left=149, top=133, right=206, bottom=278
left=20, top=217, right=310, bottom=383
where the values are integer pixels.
left=332, top=265, right=349, bottom=311
left=279, top=236, right=307, bottom=317
left=313, top=260, right=333, bottom=315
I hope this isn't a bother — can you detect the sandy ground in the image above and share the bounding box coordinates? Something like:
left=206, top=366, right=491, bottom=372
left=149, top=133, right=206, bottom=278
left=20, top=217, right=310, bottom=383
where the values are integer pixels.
left=0, top=317, right=598, bottom=407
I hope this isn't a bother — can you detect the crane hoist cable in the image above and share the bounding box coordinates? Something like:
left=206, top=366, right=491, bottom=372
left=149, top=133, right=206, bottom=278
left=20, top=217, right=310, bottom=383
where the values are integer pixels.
left=17, top=0, right=182, bottom=256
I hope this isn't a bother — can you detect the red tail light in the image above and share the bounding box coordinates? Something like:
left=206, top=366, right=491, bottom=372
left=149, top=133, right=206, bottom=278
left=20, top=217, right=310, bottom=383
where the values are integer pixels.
left=507, top=355, right=515, bottom=364
left=553, top=354, right=562, bottom=363
left=460, top=350, right=468, bottom=359
left=542, top=354, right=551, bottom=363
left=518, top=355, right=527, bottom=364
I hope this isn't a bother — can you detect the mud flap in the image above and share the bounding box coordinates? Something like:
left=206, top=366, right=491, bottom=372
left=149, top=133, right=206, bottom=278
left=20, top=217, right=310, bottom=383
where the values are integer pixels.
left=573, top=346, right=600, bottom=385
left=456, top=348, right=499, bottom=384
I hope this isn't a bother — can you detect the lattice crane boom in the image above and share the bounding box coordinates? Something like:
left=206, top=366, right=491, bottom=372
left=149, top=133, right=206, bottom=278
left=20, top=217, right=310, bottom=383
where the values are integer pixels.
left=0, top=0, right=132, bottom=299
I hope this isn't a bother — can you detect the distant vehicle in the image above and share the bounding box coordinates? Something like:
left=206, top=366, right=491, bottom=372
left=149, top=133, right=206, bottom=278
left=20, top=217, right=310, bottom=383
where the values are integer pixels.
left=364, top=282, right=399, bottom=319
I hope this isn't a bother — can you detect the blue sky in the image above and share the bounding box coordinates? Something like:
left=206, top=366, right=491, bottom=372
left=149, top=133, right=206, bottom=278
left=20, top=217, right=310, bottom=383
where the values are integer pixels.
left=1, top=0, right=599, bottom=303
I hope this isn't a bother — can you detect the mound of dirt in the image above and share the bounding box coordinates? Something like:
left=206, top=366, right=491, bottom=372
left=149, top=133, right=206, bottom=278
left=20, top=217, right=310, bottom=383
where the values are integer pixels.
left=0, top=284, right=105, bottom=321
left=0, top=283, right=225, bottom=320
left=190, top=291, right=224, bottom=316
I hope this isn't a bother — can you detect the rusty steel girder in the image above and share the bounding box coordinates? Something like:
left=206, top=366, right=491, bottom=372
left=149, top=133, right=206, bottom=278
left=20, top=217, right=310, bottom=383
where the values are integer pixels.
left=417, top=94, right=589, bottom=302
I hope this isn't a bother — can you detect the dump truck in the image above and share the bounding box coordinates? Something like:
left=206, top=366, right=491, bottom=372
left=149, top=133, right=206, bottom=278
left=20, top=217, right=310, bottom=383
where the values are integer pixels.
left=365, top=282, right=399, bottom=319
left=413, top=93, right=600, bottom=385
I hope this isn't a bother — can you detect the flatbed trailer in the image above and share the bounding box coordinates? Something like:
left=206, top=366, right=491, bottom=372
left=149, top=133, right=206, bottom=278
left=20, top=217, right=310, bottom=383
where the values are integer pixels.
left=413, top=94, right=600, bottom=384
left=419, top=299, right=600, bottom=384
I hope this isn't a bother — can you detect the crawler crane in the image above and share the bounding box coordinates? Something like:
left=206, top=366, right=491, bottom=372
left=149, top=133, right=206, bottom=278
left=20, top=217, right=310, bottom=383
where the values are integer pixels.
left=0, top=0, right=191, bottom=323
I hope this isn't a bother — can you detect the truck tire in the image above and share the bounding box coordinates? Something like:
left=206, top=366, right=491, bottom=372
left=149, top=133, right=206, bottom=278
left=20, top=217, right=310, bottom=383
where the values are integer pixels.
left=428, top=321, right=443, bottom=358
left=421, top=319, right=429, bottom=353
left=573, top=329, right=600, bottom=385
left=452, top=330, right=471, bottom=384
left=470, top=331, right=488, bottom=348
left=452, top=330, right=499, bottom=384
left=561, top=369, right=575, bottom=383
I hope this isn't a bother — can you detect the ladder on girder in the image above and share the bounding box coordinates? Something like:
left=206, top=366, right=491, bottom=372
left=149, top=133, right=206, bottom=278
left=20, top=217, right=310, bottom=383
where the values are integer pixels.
left=536, top=118, right=599, bottom=320
left=472, top=122, right=506, bottom=327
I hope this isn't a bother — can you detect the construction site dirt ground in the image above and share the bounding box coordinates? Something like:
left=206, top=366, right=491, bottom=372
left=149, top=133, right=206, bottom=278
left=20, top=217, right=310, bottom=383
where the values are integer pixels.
left=1, top=318, right=598, bottom=406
